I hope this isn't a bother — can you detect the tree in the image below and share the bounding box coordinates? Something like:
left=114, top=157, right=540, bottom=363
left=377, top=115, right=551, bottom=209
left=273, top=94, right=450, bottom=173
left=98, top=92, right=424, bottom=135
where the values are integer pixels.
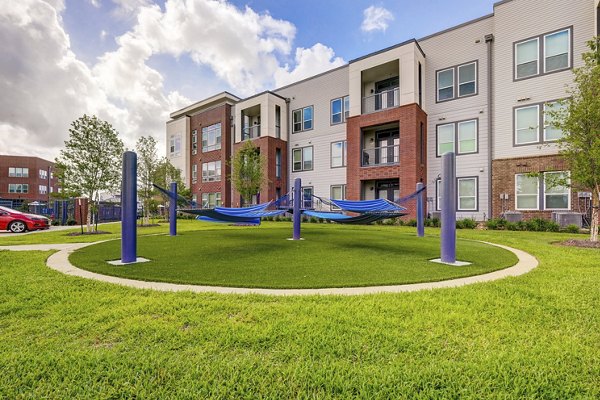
left=548, top=38, right=600, bottom=241
left=152, top=157, right=190, bottom=214
left=136, top=136, right=159, bottom=225
left=55, top=115, right=124, bottom=233
left=230, top=140, right=266, bottom=205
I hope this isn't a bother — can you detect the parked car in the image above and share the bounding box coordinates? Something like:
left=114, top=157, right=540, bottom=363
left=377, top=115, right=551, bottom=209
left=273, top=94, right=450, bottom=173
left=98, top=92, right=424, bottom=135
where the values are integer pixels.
left=0, top=206, right=50, bottom=233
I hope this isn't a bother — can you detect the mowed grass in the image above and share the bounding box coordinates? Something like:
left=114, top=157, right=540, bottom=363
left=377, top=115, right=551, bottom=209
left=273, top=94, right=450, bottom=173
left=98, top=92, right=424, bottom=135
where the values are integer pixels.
left=0, top=227, right=599, bottom=398
left=69, top=224, right=517, bottom=288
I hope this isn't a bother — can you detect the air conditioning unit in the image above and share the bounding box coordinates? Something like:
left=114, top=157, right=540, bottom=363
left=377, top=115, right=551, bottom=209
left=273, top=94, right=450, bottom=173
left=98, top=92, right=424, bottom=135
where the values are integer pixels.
left=430, top=211, right=441, bottom=220
left=502, top=211, right=523, bottom=222
left=551, top=212, right=583, bottom=228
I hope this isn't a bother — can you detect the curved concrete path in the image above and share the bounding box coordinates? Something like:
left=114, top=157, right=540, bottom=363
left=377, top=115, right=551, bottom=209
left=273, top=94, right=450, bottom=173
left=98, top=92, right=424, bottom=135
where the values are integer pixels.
left=0, top=240, right=538, bottom=296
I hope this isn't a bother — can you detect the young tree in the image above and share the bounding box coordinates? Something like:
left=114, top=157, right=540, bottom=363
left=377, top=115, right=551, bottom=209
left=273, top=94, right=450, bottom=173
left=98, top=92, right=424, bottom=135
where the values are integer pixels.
left=55, top=115, right=124, bottom=233
left=153, top=157, right=190, bottom=215
left=230, top=140, right=266, bottom=205
left=136, top=136, right=159, bottom=225
left=549, top=38, right=600, bottom=241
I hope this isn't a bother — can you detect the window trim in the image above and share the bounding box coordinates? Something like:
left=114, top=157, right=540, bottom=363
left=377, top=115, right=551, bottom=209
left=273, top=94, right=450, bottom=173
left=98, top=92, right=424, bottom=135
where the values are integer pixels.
left=513, top=26, right=573, bottom=82
left=330, top=184, right=346, bottom=211
left=514, top=105, right=540, bottom=145
left=436, top=118, right=479, bottom=157
left=292, top=105, right=314, bottom=133
left=515, top=173, right=540, bottom=211
left=513, top=99, right=567, bottom=146
left=330, top=96, right=349, bottom=125
left=292, top=146, right=314, bottom=172
left=435, top=60, right=478, bottom=103
left=435, top=177, right=479, bottom=211
left=201, top=122, right=222, bottom=153
left=201, top=160, right=221, bottom=183
left=543, top=171, right=571, bottom=210
left=543, top=29, right=571, bottom=74
left=330, top=140, right=347, bottom=168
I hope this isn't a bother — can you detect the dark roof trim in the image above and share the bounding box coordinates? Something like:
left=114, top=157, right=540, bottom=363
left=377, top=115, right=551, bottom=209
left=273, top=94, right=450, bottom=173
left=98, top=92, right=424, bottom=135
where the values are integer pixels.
left=239, top=90, right=288, bottom=103
left=493, top=0, right=514, bottom=7
left=418, top=13, right=494, bottom=42
left=349, top=38, right=426, bottom=63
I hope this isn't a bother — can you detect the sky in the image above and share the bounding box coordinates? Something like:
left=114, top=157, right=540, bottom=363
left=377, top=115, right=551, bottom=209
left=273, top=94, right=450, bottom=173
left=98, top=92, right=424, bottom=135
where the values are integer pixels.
left=0, top=0, right=499, bottom=161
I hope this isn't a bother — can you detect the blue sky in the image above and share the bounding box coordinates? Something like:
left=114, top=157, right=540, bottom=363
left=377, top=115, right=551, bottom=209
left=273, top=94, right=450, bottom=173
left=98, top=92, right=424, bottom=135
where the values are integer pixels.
left=0, top=0, right=498, bottom=159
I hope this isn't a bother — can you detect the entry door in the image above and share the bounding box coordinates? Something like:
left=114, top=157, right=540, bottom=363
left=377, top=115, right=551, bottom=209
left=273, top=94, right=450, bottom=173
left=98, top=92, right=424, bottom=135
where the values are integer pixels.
left=375, top=130, right=399, bottom=165
left=375, top=77, right=399, bottom=110
left=376, top=180, right=399, bottom=202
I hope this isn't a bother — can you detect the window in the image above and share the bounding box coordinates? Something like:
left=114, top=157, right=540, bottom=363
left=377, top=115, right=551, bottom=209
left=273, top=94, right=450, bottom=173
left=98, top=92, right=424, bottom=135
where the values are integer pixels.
left=39, top=169, right=48, bottom=179
left=544, top=30, right=570, bottom=73
left=275, top=149, right=281, bottom=178
left=192, top=194, right=197, bottom=205
left=516, top=101, right=567, bottom=145
left=437, top=124, right=455, bottom=156
left=515, top=28, right=571, bottom=80
left=39, top=185, right=47, bottom=195
left=292, top=106, right=313, bottom=132
left=436, top=179, right=441, bottom=211
left=8, top=167, right=28, bottom=178
left=169, top=135, right=181, bottom=156
left=437, top=61, right=477, bottom=102
left=515, top=105, right=539, bottom=145
left=292, top=146, right=313, bottom=172
left=330, top=185, right=346, bottom=210
left=275, top=105, right=281, bottom=138
left=331, top=141, right=347, bottom=168
left=192, top=164, right=197, bottom=182
left=458, top=63, right=476, bottom=97
left=192, top=130, right=198, bottom=154
left=458, top=120, right=477, bottom=154
left=201, top=192, right=221, bottom=209
left=458, top=178, right=477, bottom=211
left=515, top=174, right=539, bottom=210
left=331, top=96, right=349, bottom=124
left=544, top=171, right=570, bottom=209
left=8, top=184, right=28, bottom=193
left=515, top=38, right=539, bottom=79
left=544, top=101, right=566, bottom=141
left=202, top=161, right=221, bottom=182
left=202, top=123, right=222, bottom=152
left=437, top=69, right=454, bottom=101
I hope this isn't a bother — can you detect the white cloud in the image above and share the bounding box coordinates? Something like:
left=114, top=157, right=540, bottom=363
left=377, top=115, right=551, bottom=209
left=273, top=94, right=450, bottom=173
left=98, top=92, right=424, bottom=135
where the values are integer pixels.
left=89, top=0, right=101, bottom=8
left=361, top=5, right=394, bottom=33
left=100, top=29, right=108, bottom=40
left=0, top=0, right=344, bottom=161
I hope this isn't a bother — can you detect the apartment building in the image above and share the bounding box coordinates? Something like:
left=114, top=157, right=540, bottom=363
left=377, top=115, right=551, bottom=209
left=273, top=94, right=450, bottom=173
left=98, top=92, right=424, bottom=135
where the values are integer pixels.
left=0, top=155, right=59, bottom=209
left=166, top=0, right=598, bottom=220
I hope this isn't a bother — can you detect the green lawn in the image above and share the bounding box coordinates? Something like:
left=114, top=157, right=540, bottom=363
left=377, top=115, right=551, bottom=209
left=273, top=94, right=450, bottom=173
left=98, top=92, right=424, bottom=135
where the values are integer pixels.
left=70, top=224, right=517, bottom=288
left=1, top=225, right=599, bottom=398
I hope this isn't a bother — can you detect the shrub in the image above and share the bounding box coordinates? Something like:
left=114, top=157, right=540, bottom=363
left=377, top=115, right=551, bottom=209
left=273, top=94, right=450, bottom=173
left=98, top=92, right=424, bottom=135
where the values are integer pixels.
left=525, top=218, right=560, bottom=232
left=383, top=218, right=396, bottom=225
left=486, top=218, right=506, bottom=230
left=505, top=222, right=519, bottom=231
left=456, top=218, right=477, bottom=229
left=425, top=218, right=440, bottom=228
left=564, top=224, right=580, bottom=234
left=405, top=219, right=417, bottom=227
left=67, top=219, right=77, bottom=226
left=309, top=217, right=318, bottom=223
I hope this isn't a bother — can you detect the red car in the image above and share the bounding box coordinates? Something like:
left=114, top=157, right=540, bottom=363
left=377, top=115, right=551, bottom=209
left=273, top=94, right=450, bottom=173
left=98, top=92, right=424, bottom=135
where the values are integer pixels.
left=0, top=206, right=50, bottom=233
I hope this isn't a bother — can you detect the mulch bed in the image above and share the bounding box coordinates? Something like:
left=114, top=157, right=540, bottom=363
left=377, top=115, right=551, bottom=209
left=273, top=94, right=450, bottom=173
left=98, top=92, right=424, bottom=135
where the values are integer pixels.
left=66, top=231, right=111, bottom=236
left=559, top=239, right=600, bottom=249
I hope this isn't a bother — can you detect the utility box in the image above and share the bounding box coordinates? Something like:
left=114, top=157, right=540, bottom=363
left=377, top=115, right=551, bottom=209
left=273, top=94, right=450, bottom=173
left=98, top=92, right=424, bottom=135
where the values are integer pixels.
left=503, top=211, right=523, bottom=223
left=552, top=212, right=583, bottom=228
left=431, top=211, right=441, bottom=220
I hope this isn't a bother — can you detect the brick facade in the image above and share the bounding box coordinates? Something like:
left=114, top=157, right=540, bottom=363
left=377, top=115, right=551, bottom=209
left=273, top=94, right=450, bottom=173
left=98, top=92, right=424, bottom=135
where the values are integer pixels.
left=231, top=136, right=288, bottom=207
left=189, top=104, right=233, bottom=206
left=346, top=103, right=427, bottom=218
left=491, top=154, right=579, bottom=219
left=0, top=155, right=59, bottom=207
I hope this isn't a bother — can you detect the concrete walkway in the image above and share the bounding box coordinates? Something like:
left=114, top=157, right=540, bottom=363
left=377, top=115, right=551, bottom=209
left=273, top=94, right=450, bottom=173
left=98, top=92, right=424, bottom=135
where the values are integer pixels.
left=0, top=241, right=538, bottom=296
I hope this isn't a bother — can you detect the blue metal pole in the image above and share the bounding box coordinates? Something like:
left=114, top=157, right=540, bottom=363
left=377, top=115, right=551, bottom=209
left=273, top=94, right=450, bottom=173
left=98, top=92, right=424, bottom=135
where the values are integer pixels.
left=416, top=182, right=425, bottom=237
left=441, top=152, right=456, bottom=263
left=293, top=178, right=301, bottom=240
left=121, top=151, right=137, bottom=263
left=170, top=182, right=177, bottom=236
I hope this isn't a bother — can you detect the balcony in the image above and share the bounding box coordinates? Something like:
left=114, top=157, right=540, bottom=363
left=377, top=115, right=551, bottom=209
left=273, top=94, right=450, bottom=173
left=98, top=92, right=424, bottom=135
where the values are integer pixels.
left=361, top=144, right=399, bottom=167
left=362, top=88, right=399, bottom=114
left=242, top=124, right=261, bottom=140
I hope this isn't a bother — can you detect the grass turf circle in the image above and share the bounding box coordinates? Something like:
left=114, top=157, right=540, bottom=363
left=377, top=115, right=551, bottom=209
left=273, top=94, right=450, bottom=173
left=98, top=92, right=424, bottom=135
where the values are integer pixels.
left=69, top=225, right=518, bottom=289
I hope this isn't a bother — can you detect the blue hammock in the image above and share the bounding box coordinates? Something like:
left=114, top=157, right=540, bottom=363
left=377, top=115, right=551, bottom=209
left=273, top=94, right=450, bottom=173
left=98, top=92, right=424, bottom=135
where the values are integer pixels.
left=304, top=198, right=407, bottom=224
left=179, top=202, right=287, bottom=224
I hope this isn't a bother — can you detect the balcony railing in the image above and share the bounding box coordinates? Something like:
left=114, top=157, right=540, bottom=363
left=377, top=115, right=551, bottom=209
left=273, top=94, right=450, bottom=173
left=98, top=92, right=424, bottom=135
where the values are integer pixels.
left=242, top=124, right=261, bottom=140
left=361, top=144, right=399, bottom=167
left=362, top=87, right=399, bottom=114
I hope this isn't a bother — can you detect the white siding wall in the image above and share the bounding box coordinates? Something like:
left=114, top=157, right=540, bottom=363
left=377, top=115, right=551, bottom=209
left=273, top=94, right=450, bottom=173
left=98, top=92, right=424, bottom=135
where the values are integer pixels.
left=492, top=0, right=595, bottom=160
left=420, top=17, right=493, bottom=220
left=275, top=66, right=349, bottom=202
left=166, top=117, right=190, bottom=187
